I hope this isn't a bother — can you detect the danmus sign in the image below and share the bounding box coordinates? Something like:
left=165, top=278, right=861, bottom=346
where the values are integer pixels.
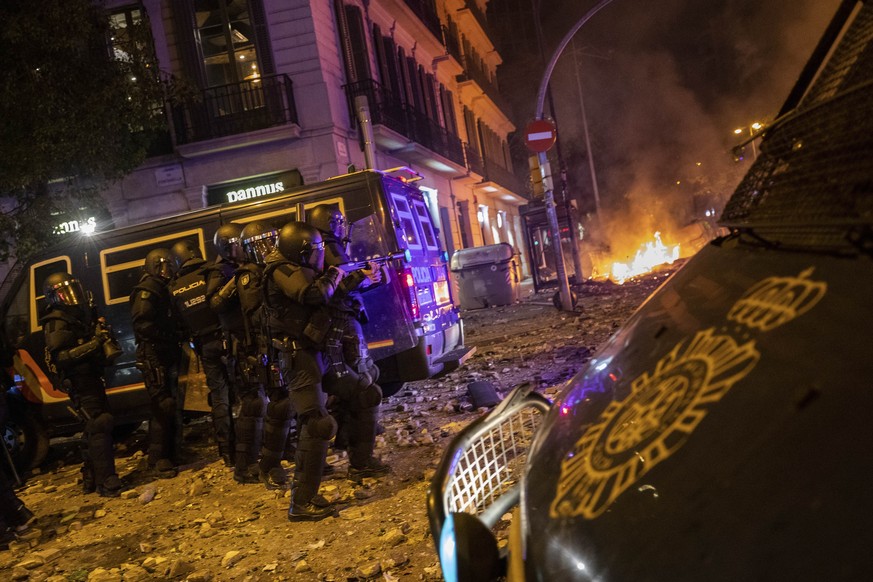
left=206, top=169, right=304, bottom=207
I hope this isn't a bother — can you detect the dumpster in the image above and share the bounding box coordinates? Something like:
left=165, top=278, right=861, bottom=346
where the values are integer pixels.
left=450, top=243, right=518, bottom=309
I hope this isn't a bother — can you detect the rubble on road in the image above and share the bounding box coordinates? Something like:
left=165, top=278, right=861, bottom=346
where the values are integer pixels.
left=3, top=271, right=668, bottom=580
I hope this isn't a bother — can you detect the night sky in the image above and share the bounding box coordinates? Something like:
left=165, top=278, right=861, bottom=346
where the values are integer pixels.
left=499, top=0, right=843, bottom=254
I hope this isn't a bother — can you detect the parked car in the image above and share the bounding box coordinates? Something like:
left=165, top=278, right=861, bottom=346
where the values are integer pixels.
left=427, top=1, right=873, bottom=580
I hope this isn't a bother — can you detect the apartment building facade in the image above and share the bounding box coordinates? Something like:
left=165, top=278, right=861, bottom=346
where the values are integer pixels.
left=100, top=0, right=530, bottom=280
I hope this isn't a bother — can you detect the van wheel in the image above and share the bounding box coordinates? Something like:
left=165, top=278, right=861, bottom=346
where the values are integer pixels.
left=2, top=410, right=50, bottom=473
left=380, top=382, right=406, bottom=398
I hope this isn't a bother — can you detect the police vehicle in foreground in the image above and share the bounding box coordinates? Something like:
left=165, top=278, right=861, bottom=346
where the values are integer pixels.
left=427, top=1, right=873, bottom=580
left=1, top=168, right=472, bottom=471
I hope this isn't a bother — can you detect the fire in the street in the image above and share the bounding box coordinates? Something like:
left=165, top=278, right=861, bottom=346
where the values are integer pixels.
left=610, top=232, right=680, bottom=284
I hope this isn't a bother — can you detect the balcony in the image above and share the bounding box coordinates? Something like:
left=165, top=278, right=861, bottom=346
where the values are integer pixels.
left=464, top=143, right=485, bottom=177
left=463, top=0, right=492, bottom=39
left=456, top=55, right=510, bottom=114
left=442, top=24, right=463, bottom=65
left=171, top=74, right=298, bottom=145
left=403, top=0, right=442, bottom=42
left=344, top=79, right=465, bottom=168
left=483, top=156, right=526, bottom=195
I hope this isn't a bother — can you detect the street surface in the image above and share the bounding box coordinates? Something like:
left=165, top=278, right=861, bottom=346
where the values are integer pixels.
left=0, top=269, right=671, bottom=581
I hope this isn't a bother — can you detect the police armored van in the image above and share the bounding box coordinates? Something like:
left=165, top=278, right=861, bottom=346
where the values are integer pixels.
left=428, top=1, right=873, bottom=580
left=1, top=168, right=471, bottom=471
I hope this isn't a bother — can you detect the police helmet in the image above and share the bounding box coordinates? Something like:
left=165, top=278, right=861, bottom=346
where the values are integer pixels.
left=213, top=223, right=244, bottom=262
left=143, top=248, right=173, bottom=281
left=308, top=204, right=346, bottom=240
left=277, top=221, right=325, bottom=269
left=170, top=240, right=203, bottom=272
left=43, top=272, right=87, bottom=307
left=240, top=221, right=279, bottom=265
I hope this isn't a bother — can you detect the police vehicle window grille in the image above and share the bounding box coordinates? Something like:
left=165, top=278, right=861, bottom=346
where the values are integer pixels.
left=391, top=195, right=422, bottom=249
left=444, top=406, right=544, bottom=517
left=720, top=3, right=873, bottom=248
left=413, top=201, right=439, bottom=250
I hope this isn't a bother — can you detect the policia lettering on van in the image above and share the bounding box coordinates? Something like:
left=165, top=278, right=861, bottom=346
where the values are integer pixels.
left=0, top=168, right=473, bottom=472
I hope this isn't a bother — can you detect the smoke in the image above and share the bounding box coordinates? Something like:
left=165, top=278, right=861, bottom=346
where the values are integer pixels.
left=540, top=0, right=842, bottom=266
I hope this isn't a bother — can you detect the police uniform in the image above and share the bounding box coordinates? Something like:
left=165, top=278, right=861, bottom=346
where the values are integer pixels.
left=169, top=257, right=236, bottom=465
left=210, top=257, right=267, bottom=483
left=318, top=232, right=388, bottom=479
left=263, top=248, right=342, bottom=519
left=130, top=272, right=181, bottom=474
left=41, top=301, right=123, bottom=496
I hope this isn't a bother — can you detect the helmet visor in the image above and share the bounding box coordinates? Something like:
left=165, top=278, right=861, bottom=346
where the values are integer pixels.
left=48, top=279, right=87, bottom=306
left=243, top=233, right=277, bottom=264
left=155, top=258, right=173, bottom=280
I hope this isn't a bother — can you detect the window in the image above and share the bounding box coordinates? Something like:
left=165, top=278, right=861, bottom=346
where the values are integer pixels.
left=194, top=0, right=261, bottom=87
left=336, top=2, right=371, bottom=84
left=414, top=201, right=439, bottom=250
left=392, top=196, right=422, bottom=250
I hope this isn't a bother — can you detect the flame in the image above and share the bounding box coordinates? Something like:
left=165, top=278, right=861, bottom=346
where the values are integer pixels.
left=609, top=232, right=679, bottom=284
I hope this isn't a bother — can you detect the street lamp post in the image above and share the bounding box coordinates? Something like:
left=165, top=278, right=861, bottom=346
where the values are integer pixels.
left=734, top=122, right=763, bottom=159
left=533, top=0, right=617, bottom=311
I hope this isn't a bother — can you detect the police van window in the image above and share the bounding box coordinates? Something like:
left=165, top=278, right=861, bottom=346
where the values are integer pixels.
left=391, top=195, right=422, bottom=250
left=232, top=207, right=298, bottom=230
left=101, top=229, right=204, bottom=305
left=413, top=201, right=438, bottom=251
left=29, top=256, right=72, bottom=331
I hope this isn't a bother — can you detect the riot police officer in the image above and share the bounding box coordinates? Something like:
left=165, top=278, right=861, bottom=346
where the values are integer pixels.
left=307, top=205, right=389, bottom=482
left=208, top=224, right=265, bottom=484
left=130, top=248, right=180, bottom=478
left=235, top=221, right=291, bottom=489
left=40, top=272, right=124, bottom=497
left=263, top=221, right=344, bottom=521
left=0, top=330, right=36, bottom=546
left=167, top=241, right=236, bottom=466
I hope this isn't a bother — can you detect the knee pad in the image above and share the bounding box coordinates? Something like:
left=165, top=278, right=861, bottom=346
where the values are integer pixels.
left=303, top=412, right=337, bottom=440
left=266, top=396, right=293, bottom=423
left=240, top=392, right=267, bottom=418
left=358, top=383, right=383, bottom=409
left=87, top=412, right=114, bottom=435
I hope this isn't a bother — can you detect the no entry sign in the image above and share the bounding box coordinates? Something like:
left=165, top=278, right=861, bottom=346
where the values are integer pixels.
left=524, top=119, right=557, bottom=153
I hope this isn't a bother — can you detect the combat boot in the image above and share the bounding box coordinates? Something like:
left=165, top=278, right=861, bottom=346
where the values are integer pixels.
left=97, top=474, right=125, bottom=498
left=81, top=467, right=96, bottom=494
left=234, top=464, right=261, bottom=484
left=288, top=499, right=336, bottom=522
left=348, top=458, right=390, bottom=483
left=152, top=458, right=178, bottom=479
left=259, top=467, right=288, bottom=489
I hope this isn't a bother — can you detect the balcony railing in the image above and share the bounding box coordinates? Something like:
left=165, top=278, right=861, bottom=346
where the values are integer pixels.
left=463, top=0, right=492, bottom=38
left=464, top=143, right=485, bottom=177
left=171, top=74, right=298, bottom=145
left=442, top=25, right=463, bottom=64
left=344, top=79, right=465, bottom=167
left=458, top=55, right=510, bottom=113
left=403, top=0, right=442, bottom=42
left=483, top=156, right=526, bottom=195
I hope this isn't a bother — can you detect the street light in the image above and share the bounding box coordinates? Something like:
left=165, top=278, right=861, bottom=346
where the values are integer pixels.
left=733, top=122, right=763, bottom=159
left=532, top=0, right=617, bottom=311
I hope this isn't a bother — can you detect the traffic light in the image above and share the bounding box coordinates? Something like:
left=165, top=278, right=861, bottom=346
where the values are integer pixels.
left=529, top=156, right=544, bottom=199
